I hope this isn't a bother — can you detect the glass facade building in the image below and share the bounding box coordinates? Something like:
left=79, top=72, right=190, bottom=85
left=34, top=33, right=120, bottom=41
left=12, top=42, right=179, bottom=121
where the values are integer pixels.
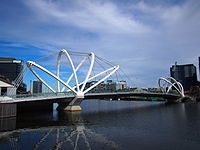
left=170, top=64, right=198, bottom=91
left=0, top=57, right=26, bottom=93
left=33, top=80, right=42, bottom=93
left=0, top=58, right=23, bottom=82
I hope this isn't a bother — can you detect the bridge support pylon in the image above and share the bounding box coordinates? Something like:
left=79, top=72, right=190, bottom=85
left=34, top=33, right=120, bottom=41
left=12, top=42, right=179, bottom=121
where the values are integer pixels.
left=58, top=93, right=84, bottom=112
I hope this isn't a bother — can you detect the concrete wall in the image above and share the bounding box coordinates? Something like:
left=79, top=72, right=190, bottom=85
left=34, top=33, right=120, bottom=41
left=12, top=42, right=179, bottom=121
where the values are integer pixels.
left=0, top=117, right=16, bottom=131
left=17, top=101, right=53, bottom=113
left=0, top=103, right=17, bottom=118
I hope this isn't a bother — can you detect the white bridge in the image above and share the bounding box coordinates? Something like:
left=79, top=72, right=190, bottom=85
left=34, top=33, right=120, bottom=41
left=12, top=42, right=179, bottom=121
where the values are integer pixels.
left=26, top=49, right=119, bottom=111
left=0, top=49, right=185, bottom=116
left=158, top=77, right=185, bottom=97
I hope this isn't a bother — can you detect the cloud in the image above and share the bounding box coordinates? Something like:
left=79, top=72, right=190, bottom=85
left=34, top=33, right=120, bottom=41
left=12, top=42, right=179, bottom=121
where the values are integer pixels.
left=24, top=0, right=150, bottom=35
left=0, top=0, right=200, bottom=87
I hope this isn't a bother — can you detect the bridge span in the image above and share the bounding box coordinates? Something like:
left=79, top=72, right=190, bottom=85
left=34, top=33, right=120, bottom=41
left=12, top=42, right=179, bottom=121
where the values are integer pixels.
left=0, top=91, right=183, bottom=118
left=0, top=91, right=181, bottom=104
left=0, top=49, right=186, bottom=118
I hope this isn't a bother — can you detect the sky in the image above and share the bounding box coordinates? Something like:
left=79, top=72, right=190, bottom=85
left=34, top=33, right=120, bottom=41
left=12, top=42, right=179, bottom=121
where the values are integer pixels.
left=0, top=0, right=200, bottom=88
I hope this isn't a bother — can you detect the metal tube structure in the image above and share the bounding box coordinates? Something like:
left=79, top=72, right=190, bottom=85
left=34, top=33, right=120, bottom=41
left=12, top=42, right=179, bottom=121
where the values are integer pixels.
left=80, top=52, right=95, bottom=92
left=28, top=66, right=56, bottom=93
left=61, top=54, right=90, bottom=92
left=83, top=65, right=120, bottom=94
left=26, top=49, right=120, bottom=110
left=67, top=66, right=120, bottom=93
left=27, top=61, right=77, bottom=94
left=62, top=49, right=80, bottom=92
left=158, top=77, right=184, bottom=97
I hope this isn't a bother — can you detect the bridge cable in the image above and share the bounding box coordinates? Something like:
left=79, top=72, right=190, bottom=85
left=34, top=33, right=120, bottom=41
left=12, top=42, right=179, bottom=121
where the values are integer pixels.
left=34, top=51, right=60, bottom=63
left=94, top=58, right=109, bottom=80
left=67, top=50, right=89, bottom=56
left=95, top=56, right=115, bottom=67
left=118, top=68, right=134, bottom=86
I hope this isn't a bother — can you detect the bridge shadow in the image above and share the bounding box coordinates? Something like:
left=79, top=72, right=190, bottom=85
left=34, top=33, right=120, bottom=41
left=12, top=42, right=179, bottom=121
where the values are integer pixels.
left=0, top=101, right=177, bottom=132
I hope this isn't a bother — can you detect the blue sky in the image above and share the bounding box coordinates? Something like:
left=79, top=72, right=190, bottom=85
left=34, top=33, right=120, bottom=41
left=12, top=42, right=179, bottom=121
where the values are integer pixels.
left=0, top=0, right=200, bottom=88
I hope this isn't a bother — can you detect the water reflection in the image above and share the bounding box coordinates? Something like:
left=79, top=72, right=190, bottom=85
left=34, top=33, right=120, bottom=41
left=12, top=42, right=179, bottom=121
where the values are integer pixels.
left=1, top=100, right=200, bottom=150
left=0, top=111, right=119, bottom=150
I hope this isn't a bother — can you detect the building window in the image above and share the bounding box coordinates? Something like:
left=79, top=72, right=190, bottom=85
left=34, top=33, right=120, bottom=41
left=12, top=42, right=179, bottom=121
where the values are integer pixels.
left=1, top=87, right=7, bottom=95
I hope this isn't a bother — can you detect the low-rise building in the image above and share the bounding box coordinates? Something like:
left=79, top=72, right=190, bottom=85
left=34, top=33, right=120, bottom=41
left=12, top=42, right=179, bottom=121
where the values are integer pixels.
left=85, top=80, right=128, bottom=92
left=0, top=76, right=16, bottom=95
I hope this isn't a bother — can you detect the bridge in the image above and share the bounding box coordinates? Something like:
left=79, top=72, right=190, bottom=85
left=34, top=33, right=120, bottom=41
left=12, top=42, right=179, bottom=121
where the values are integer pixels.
left=0, top=49, right=186, bottom=118
left=0, top=91, right=181, bottom=104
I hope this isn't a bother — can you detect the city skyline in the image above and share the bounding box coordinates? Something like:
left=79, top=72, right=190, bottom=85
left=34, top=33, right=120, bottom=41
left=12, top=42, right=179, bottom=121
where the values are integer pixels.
left=0, top=0, right=200, bottom=87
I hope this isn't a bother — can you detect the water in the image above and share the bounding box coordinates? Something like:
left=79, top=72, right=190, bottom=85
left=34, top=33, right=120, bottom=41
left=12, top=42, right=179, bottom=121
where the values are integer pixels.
left=1, top=100, right=200, bottom=150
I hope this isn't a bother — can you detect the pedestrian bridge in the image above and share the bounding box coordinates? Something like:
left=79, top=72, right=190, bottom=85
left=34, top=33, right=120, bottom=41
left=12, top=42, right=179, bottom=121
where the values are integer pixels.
left=0, top=49, right=186, bottom=118
left=0, top=91, right=182, bottom=105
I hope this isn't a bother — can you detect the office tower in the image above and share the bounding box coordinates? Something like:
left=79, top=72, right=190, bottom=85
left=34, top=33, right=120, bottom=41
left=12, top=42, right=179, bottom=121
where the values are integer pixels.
left=33, top=80, right=42, bottom=93
left=0, top=57, right=23, bottom=81
left=0, top=57, right=26, bottom=93
left=199, top=57, right=200, bottom=79
left=170, top=64, right=198, bottom=91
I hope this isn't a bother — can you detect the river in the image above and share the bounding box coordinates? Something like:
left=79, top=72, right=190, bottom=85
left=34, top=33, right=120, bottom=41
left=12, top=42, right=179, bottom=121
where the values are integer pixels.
left=0, top=100, right=200, bottom=150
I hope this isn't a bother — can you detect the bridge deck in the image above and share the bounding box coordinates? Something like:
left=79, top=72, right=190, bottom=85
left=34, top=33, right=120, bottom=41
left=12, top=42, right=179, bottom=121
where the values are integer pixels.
left=0, top=92, right=181, bottom=104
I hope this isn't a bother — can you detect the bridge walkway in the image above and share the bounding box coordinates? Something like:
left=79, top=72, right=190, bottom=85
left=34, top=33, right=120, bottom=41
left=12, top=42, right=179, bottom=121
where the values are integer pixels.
left=0, top=91, right=181, bottom=104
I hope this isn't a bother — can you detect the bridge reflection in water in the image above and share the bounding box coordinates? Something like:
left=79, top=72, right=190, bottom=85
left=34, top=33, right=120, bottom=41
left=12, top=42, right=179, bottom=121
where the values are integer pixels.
left=1, top=100, right=199, bottom=150
left=0, top=110, right=119, bottom=150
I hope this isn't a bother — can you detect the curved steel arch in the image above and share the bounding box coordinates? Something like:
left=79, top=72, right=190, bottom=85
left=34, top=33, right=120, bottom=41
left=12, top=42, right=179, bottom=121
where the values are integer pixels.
left=158, top=77, right=184, bottom=97
left=57, top=49, right=80, bottom=93
left=27, top=60, right=77, bottom=94
left=56, top=50, right=95, bottom=94
left=27, top=49, right=119, bottom=97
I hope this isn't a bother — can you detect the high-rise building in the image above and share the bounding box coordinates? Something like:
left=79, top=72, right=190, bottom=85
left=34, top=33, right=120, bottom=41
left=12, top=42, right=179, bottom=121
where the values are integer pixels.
left=199, top=57, right=200, bottom=79
left=170, top=64, right=198, bottom=91
left=0, top=57, right=23, bottom=82
left=0, top=57, right=26, bottom=93
left=33, top=80, right=42, bottom=93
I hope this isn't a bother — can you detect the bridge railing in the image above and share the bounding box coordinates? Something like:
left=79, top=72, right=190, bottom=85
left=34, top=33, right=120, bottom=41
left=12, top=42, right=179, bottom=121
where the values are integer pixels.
left=0, top=89, right=181, bottom=101
left=0, top=91, right=75, bottom=101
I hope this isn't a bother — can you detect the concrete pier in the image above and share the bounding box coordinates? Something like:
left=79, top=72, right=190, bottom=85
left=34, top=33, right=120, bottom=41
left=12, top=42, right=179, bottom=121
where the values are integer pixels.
left=0, top=103, right=17, bottom=118
left=57, top=95, right=83, bottom=111
left=57, top=102, right=82, bottom=111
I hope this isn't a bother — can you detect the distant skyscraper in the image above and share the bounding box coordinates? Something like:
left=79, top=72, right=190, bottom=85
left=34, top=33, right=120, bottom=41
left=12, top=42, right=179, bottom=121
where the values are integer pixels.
left=33, top=80, right=42, bottom=93
left=170, top=64, right=198, bottom=91
left=199, top=57, right=200, bottom=77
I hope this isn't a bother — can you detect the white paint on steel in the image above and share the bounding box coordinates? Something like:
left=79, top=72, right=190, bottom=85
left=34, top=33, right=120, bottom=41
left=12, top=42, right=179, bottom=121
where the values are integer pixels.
left=57, top=49, right=80, bottom=92
left=67, top=65, right=120, bottom=93
left=158, top=77, right=184, bottom=97
left=28, top=66, right=56, bottom=93
left=83, top=65, right=119, bottom=94
left=27, top=49, right=119, bottom=98
left=56, top=52, right=61, bottom=92
left=61, top=54, right=89, bottom=92
left=27, top=61, right=77, bottom=94
left=80, top=52, right=95, bottom=92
